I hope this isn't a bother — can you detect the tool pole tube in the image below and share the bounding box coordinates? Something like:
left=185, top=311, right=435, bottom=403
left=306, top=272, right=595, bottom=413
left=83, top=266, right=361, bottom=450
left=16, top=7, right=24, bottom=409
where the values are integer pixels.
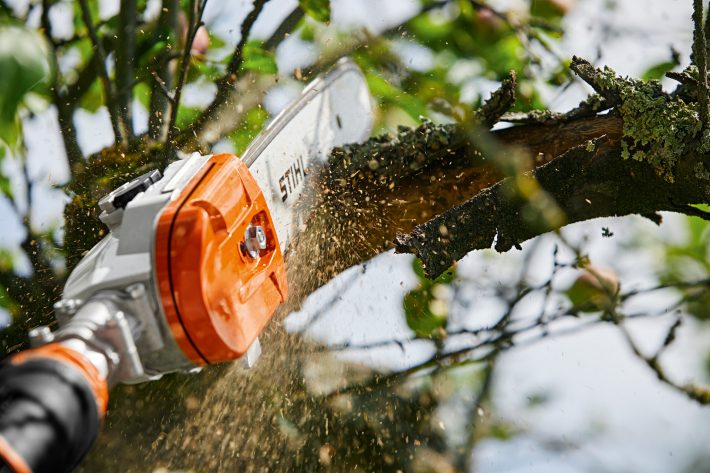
left=0, top=304, right=116, bottom=473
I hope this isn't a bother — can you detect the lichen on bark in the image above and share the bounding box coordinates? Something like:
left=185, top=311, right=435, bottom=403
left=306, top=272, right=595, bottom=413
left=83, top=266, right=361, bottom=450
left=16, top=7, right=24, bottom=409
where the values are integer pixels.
left=599, top=63, right=702, bottom=182
left=582, top=63, right=702, bottom=182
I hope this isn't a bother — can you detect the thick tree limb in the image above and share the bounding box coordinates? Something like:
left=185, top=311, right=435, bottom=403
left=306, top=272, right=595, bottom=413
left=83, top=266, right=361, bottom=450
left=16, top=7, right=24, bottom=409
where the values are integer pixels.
left=394, top=134, right=709, bottom=278
left=386, top=58, right=710, bottom=278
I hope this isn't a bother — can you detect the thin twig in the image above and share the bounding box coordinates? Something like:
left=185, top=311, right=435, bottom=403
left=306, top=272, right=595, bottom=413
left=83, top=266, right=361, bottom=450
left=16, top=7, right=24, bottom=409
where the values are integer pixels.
left=150, top=71, right=176, bottom=105
left=185, top=0, right=269, bottom=145
left=40, top=0, right=84, bottom=169
left=148, top=0, right=179, bottom=141
left=615, top=315, right=709, bottom=405
left=225, top=0, right=270, bottom=77
left=461, top=358, right=496, bottom=472
left=165, top=0, right=209, bottom=152
left=263, top=7, right=305, bottom=50
left=77, top=0, right=126, bottom=146
left=115, top=0, right=137, bottom=141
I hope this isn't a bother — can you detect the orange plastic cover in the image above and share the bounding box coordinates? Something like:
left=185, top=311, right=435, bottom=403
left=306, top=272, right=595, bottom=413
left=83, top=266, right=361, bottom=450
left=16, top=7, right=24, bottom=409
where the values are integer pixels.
left=155, top=154, right=288, bottom=365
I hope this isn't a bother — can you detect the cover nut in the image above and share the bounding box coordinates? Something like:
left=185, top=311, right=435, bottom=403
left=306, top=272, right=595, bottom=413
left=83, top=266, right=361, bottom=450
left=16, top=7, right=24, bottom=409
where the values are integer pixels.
left=243, top=225, right=267, bottom=259
left=28, top=326, right=54, bottom=347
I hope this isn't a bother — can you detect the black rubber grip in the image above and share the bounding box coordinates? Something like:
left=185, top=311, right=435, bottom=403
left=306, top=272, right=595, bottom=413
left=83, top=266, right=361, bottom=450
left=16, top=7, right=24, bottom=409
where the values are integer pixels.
left=0, top=357, right=101, bottom=473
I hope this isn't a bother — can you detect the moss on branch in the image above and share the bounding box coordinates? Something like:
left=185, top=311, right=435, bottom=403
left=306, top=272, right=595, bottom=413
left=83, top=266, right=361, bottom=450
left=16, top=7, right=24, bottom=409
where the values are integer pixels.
left=572, top=57, right=706, bottom=182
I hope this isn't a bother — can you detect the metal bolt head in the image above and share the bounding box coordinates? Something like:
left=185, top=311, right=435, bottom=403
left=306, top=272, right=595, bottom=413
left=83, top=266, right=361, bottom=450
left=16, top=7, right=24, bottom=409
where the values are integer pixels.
left=243, top=225, right=268, bottom=259
left=28, top=326, right=54, bottom=347
left=54, top=299, right=80, bottom=318
left=126, top=283, right=146, bottom=299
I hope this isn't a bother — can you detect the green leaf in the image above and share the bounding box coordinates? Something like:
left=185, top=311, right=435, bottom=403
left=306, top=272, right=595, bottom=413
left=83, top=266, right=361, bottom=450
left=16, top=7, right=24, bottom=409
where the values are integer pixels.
left=685, top=290, right=710, bottom=321
left=299, top=0, right=330, bottom=22
left=299, top=22, right=316, bottom=42
left=403, top=258, right=455, bottom=338
left=78, top=79, right=104, bottom=113
left=175, top=106, right=201, bottom=130
left=403, top=287, right=447, bottom=338
left=0, top=23, right=52, bottom=147
left=565, top=267, right=619, bottom=312
left=133, top=82, right=151, bottom=111
left=0, top=174, right=12, bottom=201
left=530, top=0, right=569, bottom=21
left=0, top=249, right=13, bottom=273
left=641, top=61, right=678, bottom=81
left=228, top=107, right=269, bottom=154
left=241, top=41, right=278, bottom=74
left=365, top=72, right=427, bottom=121
left=189, top=60, right=224, bottom=82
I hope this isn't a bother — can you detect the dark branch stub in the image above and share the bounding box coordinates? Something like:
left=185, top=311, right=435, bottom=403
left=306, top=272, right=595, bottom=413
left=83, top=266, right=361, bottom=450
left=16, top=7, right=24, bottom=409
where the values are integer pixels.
left=476, top=70, right=516, bottom=127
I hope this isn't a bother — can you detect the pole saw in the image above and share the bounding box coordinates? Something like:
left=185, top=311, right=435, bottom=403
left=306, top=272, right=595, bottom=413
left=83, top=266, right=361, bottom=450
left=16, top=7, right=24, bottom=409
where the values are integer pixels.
left=0, top=59, right=374, bottom=473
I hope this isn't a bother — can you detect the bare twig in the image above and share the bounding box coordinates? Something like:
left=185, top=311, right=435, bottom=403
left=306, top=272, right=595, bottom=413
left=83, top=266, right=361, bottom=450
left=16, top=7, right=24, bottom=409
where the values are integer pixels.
left=77, top=0, right=127, bottom=146
left=40, top=0, right=84, bottom=169
left=615, top=315, right=709, bottom=405
left=165, top=0, right=209, bottom=152
left=185, top=0, right=269, bottom=146
left=461, top=358, right=496, bottom=472
left=148, top=0, right=179, bottom=141
left=150, top=71, right=176, bottom=105
left=262, top=7, right=305, bottom=50
left=225, top=0, right=270, bottom=77
left=115, top=0, right=137, bottom=141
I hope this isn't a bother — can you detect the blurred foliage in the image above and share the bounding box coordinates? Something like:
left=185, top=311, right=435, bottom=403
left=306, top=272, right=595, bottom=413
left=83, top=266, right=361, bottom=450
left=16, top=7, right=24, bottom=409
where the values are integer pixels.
left=300, top=0, right=331, bottom=23
left=0, top=21, right=51, bottom=149
left=641, top=48, right=681, bottom=81
left=659, top=213, right=710, bottom=321
left=241, top=40, right=279, bottom=74
left=404, top=258, right=455, bottom=339
left=229, top=106, right=269, bottom=154
left=565, top=266, right=620, bottom=314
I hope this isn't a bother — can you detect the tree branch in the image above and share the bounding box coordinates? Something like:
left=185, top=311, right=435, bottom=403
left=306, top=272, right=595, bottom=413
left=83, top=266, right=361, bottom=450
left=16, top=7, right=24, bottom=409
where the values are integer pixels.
left=262, top=6, right=304, bottom=50
left=394, top=131, right=710, bottom=278
left=40, top=0, right=84, bottom=170
left=461, top=358, right=495, bottom=472
left=693, top=0, right=710, bottom=127
left=115, top=0, right=137, bottom=141
left=385, top=57, right=710, bottom=278
left=165, top=0, right=209, bottom=152
left=77, top=0, right=127, bottom=146
left=181, top=0, right=269, bottom=150
left=148, top=0, right=179, bottom=141
left=476, top=70, right=516, bottom=127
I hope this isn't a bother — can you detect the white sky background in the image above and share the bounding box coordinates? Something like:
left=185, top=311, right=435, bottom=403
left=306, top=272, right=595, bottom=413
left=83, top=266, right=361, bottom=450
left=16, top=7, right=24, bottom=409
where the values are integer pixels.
left=0, top=0, right=709, bottom=472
